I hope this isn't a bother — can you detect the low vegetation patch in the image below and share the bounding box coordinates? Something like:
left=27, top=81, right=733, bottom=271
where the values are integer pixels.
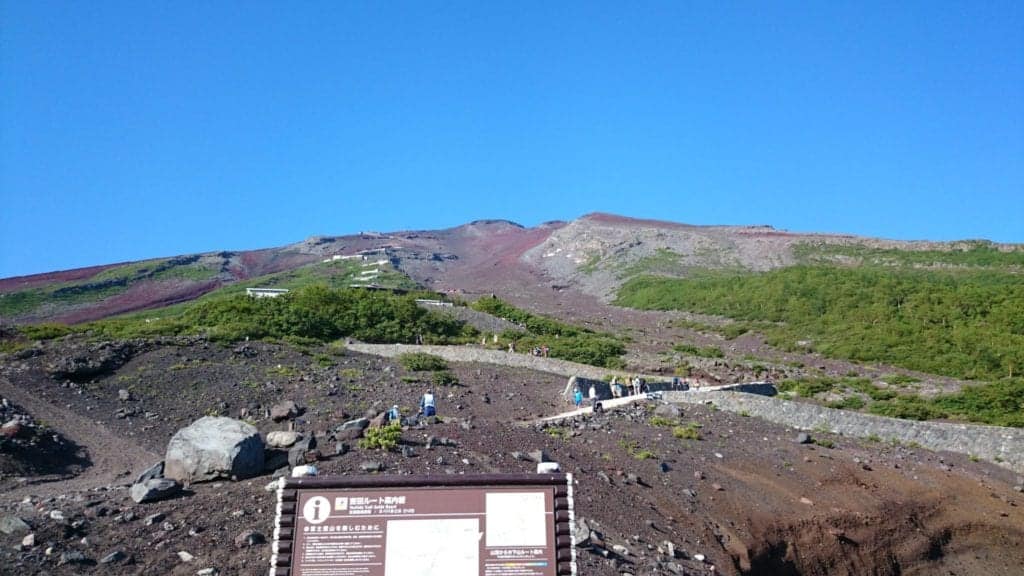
left=672, top=343, right=724, bottom=358
left=672, top=423, right=702, bottom=440
left=358, top=422, right=402, bottom=451
left=398, top=352, right=449, bottom=372
left=471, top=296, right=626, bottom=368
left=616, top=266, right=1024, bottom=381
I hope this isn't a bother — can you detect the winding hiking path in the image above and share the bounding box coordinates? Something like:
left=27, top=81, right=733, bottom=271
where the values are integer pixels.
left=0, top=376, right=160, bottom=501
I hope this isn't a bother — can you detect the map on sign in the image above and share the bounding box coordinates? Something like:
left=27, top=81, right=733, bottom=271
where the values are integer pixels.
left=384, top=518, right=481, bottom=576
left=485, top=492, right=547, bottom=547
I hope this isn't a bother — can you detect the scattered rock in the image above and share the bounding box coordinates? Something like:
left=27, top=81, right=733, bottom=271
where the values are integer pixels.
left=266, top=430, right=300, bottom=449
left=527, top=449, right=551, bottom=463
left=234, top=530, right=265, bottom=548
left=59, top=550, right=88, bottom=565
left=270, top=400, right=302, bottom=422
left=800, top=497, right=814, bottom=506
left=144, top=513, right=166, bottom=526
left=164, top=417, right=264, bottom=482
left=360, top=461, right=384, bottom=473
left=131, top=478, right=183, bottom=503
left=178, top=550, right=195, bottom=562
left=99, top=550, right=127, bottom=564
left=135, top=461, right=164, bottom=484
left=21, top=533, right=35, bottom=548
left=653, top=404, right=681, bottom=419
left=0, top=515, right=31, bottom=535
left=118, top=388, right=132, bottom=402
left=797, top=433, right=812, bottom=444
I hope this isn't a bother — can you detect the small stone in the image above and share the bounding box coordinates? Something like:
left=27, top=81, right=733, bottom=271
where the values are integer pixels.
left=360, top=461, right=383, bottom=473
left=694, top=553, right=706, bottom=562
left=1013, top=485, right=1023, bottom=493
left=528, top=449, right=551, bottom=463
left=234, top=529, right=265, bottom=548
left=144, top=513, right=165, bottom=526
left=196, top=569, right=219, bottom=576
left=162, top=521, right=175, bottom=531
left=59, top=550, right=88, bottom=565
left=131, top=478, right=183, bottom=504
left=264, top=481, right=279, bottom=492
left=714, top=452, right=723, bottom=459
left=49, top=510, right=65, bottom=521
left=178, top=550, right=195, bottom=562
left=21, top=533, right=35, bottom=548
left=659, top=462, right=671, bottom=473
left=401, top=446, right=415, bottom=458
left=0, top=515, right=31, bottom=536
left=800, top=497, right=814, bottom=506
left=266, top=430, right=300, bottom=448
left=694, top=471, right=704, bottom=480
left=270, top=400, right=302, bottom=422
left=134, top=461, right=164, bottom=484
left=712, top=483, right=723, bottom=491
left=118, top=389, right=132, bottom=402
left=797, top=433, right=812, bottom=444
left=334, top=442, right=349, bottom=456
left=99, top=550, right=127, bottom=564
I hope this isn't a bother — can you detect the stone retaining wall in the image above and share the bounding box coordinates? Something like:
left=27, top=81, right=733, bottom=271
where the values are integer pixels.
left=663, top=391, right=1024, bottom=474
left=346, top=343, right=645, bottom=381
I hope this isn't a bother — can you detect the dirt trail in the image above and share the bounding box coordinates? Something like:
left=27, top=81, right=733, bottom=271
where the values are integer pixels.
left=0, top=377, right=159, bottom=501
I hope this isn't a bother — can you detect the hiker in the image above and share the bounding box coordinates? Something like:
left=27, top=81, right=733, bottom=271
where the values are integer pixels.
left=420, top=390, right=436, bottom=417
left=508, top=342, right=515, bottom=353
left=573, top=386, right=583, bottom=408
left=386, top=404, right=400, bottom=423
left=611, top=377, right=621, bottom=398
left=588, top=383, right=598, bottom=406
left=631, top=377, right=641, bottom=396
left=542, top=345, right=549, bottom=357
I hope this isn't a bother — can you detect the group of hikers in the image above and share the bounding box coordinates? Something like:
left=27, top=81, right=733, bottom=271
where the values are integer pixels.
left=382, top=388, right=437, bottom=426
left=572, top=376, right=649, bottom=409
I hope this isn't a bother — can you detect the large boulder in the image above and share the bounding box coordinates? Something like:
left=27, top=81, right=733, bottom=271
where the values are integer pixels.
left=164, top=417, right=264, bottom=483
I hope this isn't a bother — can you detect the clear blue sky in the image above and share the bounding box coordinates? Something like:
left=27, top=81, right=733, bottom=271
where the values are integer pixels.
left=2, top=2, right=1021, bottom=278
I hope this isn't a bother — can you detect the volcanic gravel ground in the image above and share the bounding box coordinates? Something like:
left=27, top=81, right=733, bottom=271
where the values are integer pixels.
left=0, top=338, right=1022, bottom=575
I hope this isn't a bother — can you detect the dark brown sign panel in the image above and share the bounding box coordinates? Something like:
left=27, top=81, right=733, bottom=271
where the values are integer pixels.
left=270, top=474, right=575, bottom=576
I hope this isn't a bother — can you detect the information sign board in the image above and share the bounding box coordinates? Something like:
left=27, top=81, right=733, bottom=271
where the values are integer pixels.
left=269, top=474, right=575, bottom=576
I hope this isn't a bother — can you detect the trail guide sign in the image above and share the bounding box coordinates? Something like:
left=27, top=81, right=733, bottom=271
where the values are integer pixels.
left=270, top=473, right=576, bottom=576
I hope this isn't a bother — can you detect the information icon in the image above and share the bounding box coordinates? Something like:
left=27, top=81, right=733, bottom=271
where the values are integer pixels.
left=302, top=496, right=330, bottom=525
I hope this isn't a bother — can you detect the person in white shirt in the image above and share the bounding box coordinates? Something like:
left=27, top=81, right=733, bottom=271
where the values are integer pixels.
left=420, top=390, right=436, bottom=417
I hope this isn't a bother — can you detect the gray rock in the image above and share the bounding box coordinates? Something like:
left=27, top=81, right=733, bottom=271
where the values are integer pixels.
left=339, top=417, right=370, bottom=431
left=59, top=550, right=88, bottom=565
left=134, top=461, right=164, bottom=484
left=270, top=400, right=302, bottom=422
left=797, top=433, right=812, bottom=444
left=118, top=389, right=132, bottom=402
left=99, top=550, right=127, bottom=564
left=360, top=461, right=383, bottom=473
left=528, top=449, right=551, bottom=463
left=287, top=434, right=318, bottom=468
left=130, top=478, right=183, bottom=504
left=266, top=431, right=300, bottom=449
left=334, top=442, right=349, bottom=456
left=0, top=515, right=31, bottom=535
left=144, top=513, right=165, bottom=526
left=234, top=529, right=265, bottom=548
left=164, top=417, right=264, bottom=483
left=401, top=445, right=415, bottom=458
left=653, top=404, right=681, bottom=419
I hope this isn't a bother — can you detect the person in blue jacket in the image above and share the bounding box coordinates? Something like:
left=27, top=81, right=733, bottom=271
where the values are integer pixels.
left=573, top=386, right=583, bottom=408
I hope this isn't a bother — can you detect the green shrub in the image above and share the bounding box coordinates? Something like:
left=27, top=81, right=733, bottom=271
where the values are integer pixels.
left=431, top=370, right=459, bottom=387
left=672, top=343, right=724, bottom=358
left=672, top=423, right=702, bottom=440
left=398, top=352, right=449, bottom=372
left=358, top=422, right=402, bottom=451
left=616, top=266, right=1024, bottom=382
left=648, top=416, right=676, bottom=427
left=826, top=396, right=866, bottom=410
